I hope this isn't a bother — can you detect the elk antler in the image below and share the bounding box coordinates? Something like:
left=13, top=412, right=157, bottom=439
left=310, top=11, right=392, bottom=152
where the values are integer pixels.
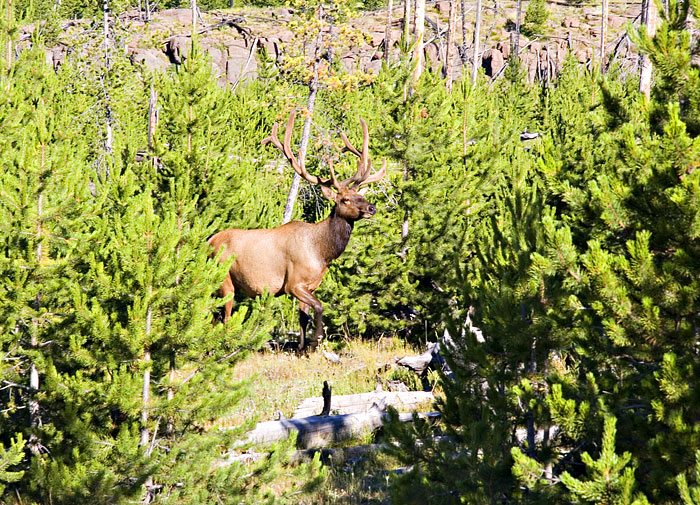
left=262, top=111, right=339, bottom=189
left=262, top=112, right=385, bottom=192
left=339, top=119, right=386, bottom=189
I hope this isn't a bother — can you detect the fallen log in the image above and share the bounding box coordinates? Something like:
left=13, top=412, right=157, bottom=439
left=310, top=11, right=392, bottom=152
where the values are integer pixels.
left=395, top=342, right=441, bottom=375
left=218, top=436, right=454, bottom=468
left=293, top=435, right=455, bottom=464
left=240, top=405, right=440, bottom=448
left=293, top=390, right=434, bottom=418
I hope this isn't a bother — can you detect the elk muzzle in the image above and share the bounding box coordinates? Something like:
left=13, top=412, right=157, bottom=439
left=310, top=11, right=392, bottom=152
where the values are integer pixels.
left=362, top=204, right=377, bottom=218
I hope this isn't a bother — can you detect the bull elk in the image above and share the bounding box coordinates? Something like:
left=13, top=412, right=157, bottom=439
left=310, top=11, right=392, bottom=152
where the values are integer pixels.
left=209, top=111, right=386, bottom=351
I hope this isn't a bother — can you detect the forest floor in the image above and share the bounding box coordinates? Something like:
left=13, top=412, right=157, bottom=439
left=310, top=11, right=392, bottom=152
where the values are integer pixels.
left=226, top=337, right=436, bottom=504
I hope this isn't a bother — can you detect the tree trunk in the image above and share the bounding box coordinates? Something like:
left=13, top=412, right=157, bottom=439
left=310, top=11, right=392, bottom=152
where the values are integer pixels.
left=327, top=0, right=335, bottom=66
left=148, top=84, right=158, bottom=173
left=27, top=144, right=46, bottom=455
left=140, top=297, right=153, bottom=503
left=242, top=407, right=440, bottom=448
left=512, top=0, right=522, bottom=60
left=385, top=0, right=394, bottom=64
left=638, top=0, right=657, bottom=99
left=471, top=0, right=482, bottom=85
left=140, top=355, right=151, bottom=449
left=445, top=0, right=457, bottom=90
left=460, top=0, right=468, bottom=65
left=191, top=0, right=197, bottom=33
left=600, top=0, right=608, bottom=72
left=6, top=0, right=12, bottom=72
left=103, top=0, right=113, bottom=161
left=412, top=0, right=425, bottom=81
left=401, top=162, right=409, bottom=256
left=282, top=16, right=323, bottom=224
left=403, top=0, right=411, bottom=40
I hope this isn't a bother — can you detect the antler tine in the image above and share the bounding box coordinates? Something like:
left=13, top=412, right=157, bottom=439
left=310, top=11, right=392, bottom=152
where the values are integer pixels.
left=261, top=122, right=283, bottom=151
left=339, top=119, right=372, bottom=188
left=282, top=111, right=319, bottom=184
left=327, top=158, right=340, bottom=189
left=359, top=158, right=387, bottom=187
left=263, top=110, right=331, bottom=187
left=340, top=131, right=361, bottom=157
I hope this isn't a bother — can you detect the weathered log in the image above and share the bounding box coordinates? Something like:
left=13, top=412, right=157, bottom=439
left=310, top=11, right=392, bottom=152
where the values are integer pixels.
left=218, top=435, right=453, bottom=468
left=293, top=435, right=455, bottom=464
left=241, top=406, right=440, bottom=448
left=322, top=350, right=341, bottom=364
left=395, top=341, right=441, bottom=374
left=293, top=390, right=434, bottom=418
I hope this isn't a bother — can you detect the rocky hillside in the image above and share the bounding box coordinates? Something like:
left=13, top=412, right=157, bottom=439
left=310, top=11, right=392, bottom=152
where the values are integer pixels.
left=25, top=0, right=641, bottom=86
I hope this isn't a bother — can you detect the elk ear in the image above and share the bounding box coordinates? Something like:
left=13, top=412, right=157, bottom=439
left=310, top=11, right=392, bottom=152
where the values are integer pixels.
left=320, top=185, right=339, bottom=202
left=357, top=186, right=369, bottom=196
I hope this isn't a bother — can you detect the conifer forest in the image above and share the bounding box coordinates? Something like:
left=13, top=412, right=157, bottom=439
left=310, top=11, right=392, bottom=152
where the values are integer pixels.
left=1, top=0, right=700, bottom=502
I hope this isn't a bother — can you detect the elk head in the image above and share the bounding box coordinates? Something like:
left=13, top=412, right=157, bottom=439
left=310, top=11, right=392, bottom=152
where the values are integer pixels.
left=262, top=111, right=386, bottom=221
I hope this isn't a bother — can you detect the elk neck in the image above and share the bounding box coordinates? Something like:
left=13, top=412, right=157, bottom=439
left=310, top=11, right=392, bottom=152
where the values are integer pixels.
left=317, top=205, right=355, bottom=263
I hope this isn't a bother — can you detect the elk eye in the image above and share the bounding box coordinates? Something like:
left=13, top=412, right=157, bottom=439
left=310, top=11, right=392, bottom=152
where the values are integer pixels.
left=341, top=198, right=349, bottom=204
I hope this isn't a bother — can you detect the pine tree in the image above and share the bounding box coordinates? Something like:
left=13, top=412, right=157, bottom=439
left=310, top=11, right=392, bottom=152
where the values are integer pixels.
left=678, top=451, right=700, bottom=505
left=525, top=5, right=700, bottom=502
left=0, top=434, right=25, bottom=495
left=631, top=0, right=700, bottom=135
left=0, top=42, right=95, bottom=468
left=559, top=417, right=649, bottom=505
left=319, top=48, right=497, bottom=342
left=521, top=0, right=549, bottom=37
left=40, top=169, right=277, bottom=503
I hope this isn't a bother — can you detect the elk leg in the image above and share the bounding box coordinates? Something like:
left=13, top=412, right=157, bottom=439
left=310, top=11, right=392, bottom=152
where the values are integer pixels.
left=290, top=286, right=323, bottom=352
left=219, top=274, right=235, bottom=324
left=299, top=301, right=311, bottom=351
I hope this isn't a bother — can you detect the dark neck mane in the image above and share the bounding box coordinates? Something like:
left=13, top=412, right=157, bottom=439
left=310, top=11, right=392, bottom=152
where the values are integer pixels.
left=319, top=206, right=354, bottom=263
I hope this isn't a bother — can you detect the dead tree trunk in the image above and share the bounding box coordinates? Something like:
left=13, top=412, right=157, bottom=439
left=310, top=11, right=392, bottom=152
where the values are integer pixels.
left=412, top=0, right=425, bottom=81
left=293, top=391, right=434, bottom=418
left=403, top=0, right=411, bottom=40
left=638, top=0, right=657, bottom=99
left=242, top=407, right=440, bottom=448
left=27, top=144, right=47, bottom=456
left=460, top=0, right=468, bottom=65
left=191, top=0, right=197, bottom=33
left=512, top=0, right=522, bottom=60
left=282, top=10, right=323, bottom=224
left=385, top=0, right=394, bottom=64
left=600, top=0, right=608, bottom=72
left=147, top=84, right=158, bottom=173
left=471, top=0, right=482, bottom=85
left=445, top=0, right=457, bottom=90
left=6, top=0, right=12, bottom=72
left=102, top=0, right=113, bottom=168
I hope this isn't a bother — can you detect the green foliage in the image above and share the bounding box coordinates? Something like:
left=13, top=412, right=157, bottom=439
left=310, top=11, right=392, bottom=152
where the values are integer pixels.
left=0, top=434, right=25, bottom=495
left=678, top=451, right=700, bottom=505
left=384, top=7, right=700, bottom=505
left=560, top=417, right=649, bottom=505
left=521, top=0, right=550, bottom=37
left=0, top=36, right=301, bottom=504
left=319, top=45, right=494, bottom=343
left=3, top=2, right=700, bottom=503
left=631, top=0, right=700, bottom=135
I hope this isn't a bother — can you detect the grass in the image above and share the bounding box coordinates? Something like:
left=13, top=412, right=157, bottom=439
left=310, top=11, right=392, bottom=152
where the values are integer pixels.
left=219, top=336, right=433, bottom=504
left=219, top=336, right=425, bottom=427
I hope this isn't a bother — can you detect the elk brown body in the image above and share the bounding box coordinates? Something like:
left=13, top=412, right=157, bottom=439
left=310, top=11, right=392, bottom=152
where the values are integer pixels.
left=209, top=112, right=385, bottom=351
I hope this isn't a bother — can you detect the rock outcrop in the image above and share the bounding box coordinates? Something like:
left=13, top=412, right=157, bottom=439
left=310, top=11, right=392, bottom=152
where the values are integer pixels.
left=27, top=1, right=641, bottom=86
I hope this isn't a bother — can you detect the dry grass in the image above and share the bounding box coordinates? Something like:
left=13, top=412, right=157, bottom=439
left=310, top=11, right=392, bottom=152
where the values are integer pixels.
left=215, top=336, right=422, bottom=428
left=218, top=337, right=431, bottom=504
